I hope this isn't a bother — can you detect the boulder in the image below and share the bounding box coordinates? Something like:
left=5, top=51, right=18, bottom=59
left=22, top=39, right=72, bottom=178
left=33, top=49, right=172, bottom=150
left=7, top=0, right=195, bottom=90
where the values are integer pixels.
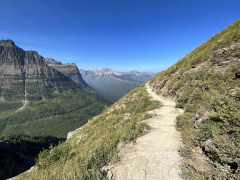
left=192, top=114, right=200, bottom=122
left=194, top=116, right=206, bottom=129
left=218, top=61, right=230, bottom=66
left=212, top=48, right=229, bottom=57
left=67, top=127, right=82, bottom=140
left=202, top=139, right=217, bottom=152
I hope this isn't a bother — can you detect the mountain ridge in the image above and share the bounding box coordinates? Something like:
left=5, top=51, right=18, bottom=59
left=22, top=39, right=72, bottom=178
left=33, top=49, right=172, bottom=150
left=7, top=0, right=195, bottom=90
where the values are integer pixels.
left=45, top=57, right=95, bottom=93
left=80, top=68, right=154, bottom=102
left=80, top=67, right=155, bottom=77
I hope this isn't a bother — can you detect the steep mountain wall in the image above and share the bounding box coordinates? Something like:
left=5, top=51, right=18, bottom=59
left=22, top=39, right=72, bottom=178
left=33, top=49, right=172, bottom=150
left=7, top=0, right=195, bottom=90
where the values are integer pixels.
left=45, top=58, right=94, bottom=92
left=0, top=40, right=78, bottom=102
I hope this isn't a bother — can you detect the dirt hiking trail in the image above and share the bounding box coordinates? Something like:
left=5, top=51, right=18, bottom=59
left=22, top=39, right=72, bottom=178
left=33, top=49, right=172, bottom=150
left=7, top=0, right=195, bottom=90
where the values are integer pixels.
left=107, top=82, right=184, bottom=180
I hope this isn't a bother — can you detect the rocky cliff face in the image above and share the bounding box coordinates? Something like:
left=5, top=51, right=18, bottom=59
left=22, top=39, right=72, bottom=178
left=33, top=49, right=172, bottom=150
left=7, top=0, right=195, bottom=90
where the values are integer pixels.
left=45, top=58, right=94, bottom=92
left=0, top=40, right=78, bottom=102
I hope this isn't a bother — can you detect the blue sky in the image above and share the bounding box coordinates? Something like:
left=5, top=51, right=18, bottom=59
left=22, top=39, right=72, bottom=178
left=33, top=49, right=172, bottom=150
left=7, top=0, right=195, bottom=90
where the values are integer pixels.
left=0, top=0, right=240, bottom=72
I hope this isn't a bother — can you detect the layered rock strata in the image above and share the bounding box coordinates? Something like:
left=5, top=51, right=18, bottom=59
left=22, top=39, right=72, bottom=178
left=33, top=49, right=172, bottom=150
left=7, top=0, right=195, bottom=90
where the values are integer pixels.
left=45, top=58, right=94, bottom=92
left=0, top=40, right=78, bottom=102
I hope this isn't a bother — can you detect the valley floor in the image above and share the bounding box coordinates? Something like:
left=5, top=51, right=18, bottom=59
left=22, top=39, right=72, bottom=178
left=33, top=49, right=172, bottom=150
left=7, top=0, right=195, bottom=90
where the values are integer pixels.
left=107, top=83, right=184, bottom=180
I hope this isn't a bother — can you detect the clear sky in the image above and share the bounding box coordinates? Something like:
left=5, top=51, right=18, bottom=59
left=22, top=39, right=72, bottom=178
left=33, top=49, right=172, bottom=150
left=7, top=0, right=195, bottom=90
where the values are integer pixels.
left=0, top=0, right=240, bottom=72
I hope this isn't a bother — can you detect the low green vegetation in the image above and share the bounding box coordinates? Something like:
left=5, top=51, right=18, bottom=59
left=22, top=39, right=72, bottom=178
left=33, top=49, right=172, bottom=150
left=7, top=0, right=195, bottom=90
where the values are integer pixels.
left=174, top=65, right=240, bottom=179
left=16, top=83, right=161, bottom=179
left=0, top=88, right=111, bottom=138
left=149, top=18, right=240, bottom=179
left=0, top=102, right=23, bottom=111
left=0, top=109, right=17, bottom=119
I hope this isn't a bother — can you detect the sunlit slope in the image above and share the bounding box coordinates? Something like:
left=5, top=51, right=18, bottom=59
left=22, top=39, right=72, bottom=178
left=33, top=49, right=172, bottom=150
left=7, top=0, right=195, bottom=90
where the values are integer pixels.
left=15, top=19, right=240, bottom=179
left=15, top=83, right=161, bottom=179
left=149, top=18, right=240, bottom=179
left=0, top=89, right=111, bottom=138
left=152, top=19, right=240, bottom=82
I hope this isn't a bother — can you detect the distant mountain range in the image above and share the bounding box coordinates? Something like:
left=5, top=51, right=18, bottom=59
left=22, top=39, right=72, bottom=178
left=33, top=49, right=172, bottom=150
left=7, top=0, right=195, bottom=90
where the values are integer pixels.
left=80, top=68, right=156, bottom=102
left=45, top=58, right=156, bottom=102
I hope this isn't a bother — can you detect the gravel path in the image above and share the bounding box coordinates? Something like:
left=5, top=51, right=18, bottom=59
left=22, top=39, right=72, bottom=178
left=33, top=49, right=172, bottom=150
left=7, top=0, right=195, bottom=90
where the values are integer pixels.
left=108, top=83, right=184, bottom=180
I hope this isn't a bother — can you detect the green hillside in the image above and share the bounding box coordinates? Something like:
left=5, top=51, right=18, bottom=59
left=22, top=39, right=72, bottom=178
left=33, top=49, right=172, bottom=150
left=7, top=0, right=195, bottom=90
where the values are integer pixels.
left=15, top=19, right=240, bottom=179
left=0, top=40, right=112, bottom=138
left=149, top=18, right=240, bottom=179
left=0, top=88, right=111, bottom=138
left=15, top=83, right=160, bottom=179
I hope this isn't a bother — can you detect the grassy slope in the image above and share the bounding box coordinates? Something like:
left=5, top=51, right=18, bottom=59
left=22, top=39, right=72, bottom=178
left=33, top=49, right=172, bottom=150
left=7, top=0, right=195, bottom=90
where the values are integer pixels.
left=15, top=19, right=240, bottom=180
left=0, top=88, right=111, bottom=138
left=16, top=83, right=161, bottom=179
left=151, top=19, right=240, bottom=82
left=149, top=19, right=240, bottom=179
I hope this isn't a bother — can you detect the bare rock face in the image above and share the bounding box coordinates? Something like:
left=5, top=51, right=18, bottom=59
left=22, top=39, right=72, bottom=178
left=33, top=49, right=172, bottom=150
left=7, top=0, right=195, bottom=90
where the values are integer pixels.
left=0, top=40, right=78, bottom=101
left=67, top=127, right=83, bottom=140
left=44, top=57, right=62, bottom=65
left=45, top=58, right=94, bottom=91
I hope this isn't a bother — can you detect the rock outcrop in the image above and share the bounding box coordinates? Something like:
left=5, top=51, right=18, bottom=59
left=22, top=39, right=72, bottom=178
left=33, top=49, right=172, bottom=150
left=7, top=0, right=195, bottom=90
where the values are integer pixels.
left=0, top=40, right=78, bottom=102
left=45, top=58, right=94, bottom=92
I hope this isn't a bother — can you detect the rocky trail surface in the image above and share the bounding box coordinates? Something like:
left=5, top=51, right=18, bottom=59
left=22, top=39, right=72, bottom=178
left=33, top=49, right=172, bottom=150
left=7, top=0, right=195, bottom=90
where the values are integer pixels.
left=106, top=82, right=184, bottom=180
